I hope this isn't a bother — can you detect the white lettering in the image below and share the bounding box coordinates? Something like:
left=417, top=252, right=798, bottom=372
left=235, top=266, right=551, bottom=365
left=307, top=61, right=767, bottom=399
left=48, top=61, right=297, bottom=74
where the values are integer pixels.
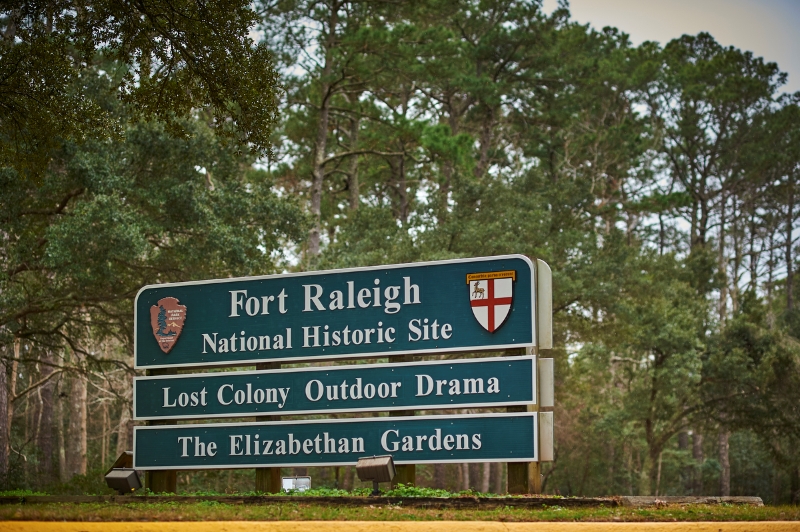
left=404, top=277, right=420, bottom=304
left=306, top=380, right=323, bottom=402
left=178, top=436, right=192, bottom=457
left=303, top=284, right=325, bottom=311
left=229, top=290, right=247, bottom=317
left=218, top=384, right=233, bottom=406
left=381, top=430, right=400, bottom=452
left=202, top=333, right=217, bottom=354
left=416, top=375, right=433, bottom=396
left=229, top=435, right=243, bottom=455
left=162, top=387, right=176, bottom=408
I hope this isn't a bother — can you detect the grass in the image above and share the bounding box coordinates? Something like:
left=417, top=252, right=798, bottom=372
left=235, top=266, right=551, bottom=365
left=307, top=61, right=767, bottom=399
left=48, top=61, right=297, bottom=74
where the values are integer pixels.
left=211, top=485, right=483, bottom=498
left=0, top=490, right=48, bottom=497
left=0, top=502, right=796, bottom=522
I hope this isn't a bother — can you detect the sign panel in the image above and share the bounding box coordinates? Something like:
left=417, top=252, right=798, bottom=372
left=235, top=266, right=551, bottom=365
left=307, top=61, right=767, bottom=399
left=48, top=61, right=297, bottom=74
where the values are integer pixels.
left=133, top=412, right=538, bottom=470
left=133, top=356, right=536, bottom=420
left=135, top=255, right=536, bottom=369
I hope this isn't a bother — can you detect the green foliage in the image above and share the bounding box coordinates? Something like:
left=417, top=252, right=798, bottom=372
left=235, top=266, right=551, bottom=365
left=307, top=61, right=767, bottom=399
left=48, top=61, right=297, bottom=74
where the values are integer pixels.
left=0, top=489, right=47, bottom=497
left=0, top=1, right=280, bottom=181
left=382, top=484, right=460, bottom=498
left=275, top=487, right=372, bottom=497
left=46, top=468, right=116, bottom=496
left=0, top=78, right=307, bottom=359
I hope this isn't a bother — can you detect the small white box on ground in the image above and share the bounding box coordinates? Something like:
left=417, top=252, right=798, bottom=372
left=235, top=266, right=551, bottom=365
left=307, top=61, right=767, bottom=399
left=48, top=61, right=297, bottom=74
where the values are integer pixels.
left=282, top=476, right=311, bottom=491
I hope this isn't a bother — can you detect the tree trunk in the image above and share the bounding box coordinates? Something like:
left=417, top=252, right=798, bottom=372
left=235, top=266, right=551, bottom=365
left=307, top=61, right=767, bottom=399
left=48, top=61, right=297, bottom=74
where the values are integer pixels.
left=678, top=431, right=691, bottom=494
left=718, top=429, right=730, bottom=496
left=718, top=195, right=728, bottom=321
left=461, top=463, right=470, bottom=491
left=692, top=431, right=704, bottom=495
left=57, top=378, right=66, bottom=482
left=492, top=462, right=504, bottom=494
left=480, top=462, right=490, bottom=493
left=23, top=369, right=35, bottom=482
left=433, top=464, right=446, bottom=489
left=469, top=463, right=480, bottom=491
left=65, top=371, right=87, bottom=477
left=308, top=2, right=339, bottom=258
left=1, top=339, right=20, bottom=479
left=640, top=451, right=653, bottom=496
left=772, top=459, right=781, bottom=504
left=655, top=451, right=663, bottom=496
left=37, top=352, right=55, bottom=482
left=396, top=155, right=408, bottom=224
left=473, top=106, right=495, bottom=180
left=115, top=403, right=132, bottom=456
left=342, top=466, right=354, bottom=490
left=0, top=356, right=8, bottom=480
left=101, top=400, right=108, bottom=468
left=787, top=175, right=795, bottom=311
left=348, top=117, right=360, bottom=210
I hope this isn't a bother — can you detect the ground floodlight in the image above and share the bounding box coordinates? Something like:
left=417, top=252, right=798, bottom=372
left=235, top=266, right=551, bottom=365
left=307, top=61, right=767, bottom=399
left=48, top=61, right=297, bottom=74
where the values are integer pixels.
left=281, top=476, right=311, bottom=492
left=356, top=455, right=396, bottom=496
left=105, top=468, right=142, bottom=495
left=104, top=451, right=141, bottom=495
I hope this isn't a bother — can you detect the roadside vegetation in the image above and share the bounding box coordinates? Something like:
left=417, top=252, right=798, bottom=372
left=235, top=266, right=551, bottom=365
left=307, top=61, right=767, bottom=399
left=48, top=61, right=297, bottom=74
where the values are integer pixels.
left=0, top=502, right=796, bottom=522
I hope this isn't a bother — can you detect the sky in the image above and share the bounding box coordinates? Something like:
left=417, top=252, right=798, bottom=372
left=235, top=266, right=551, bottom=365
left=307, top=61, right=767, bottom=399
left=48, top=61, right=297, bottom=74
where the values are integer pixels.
left=541, top=0, right=800, bottom=94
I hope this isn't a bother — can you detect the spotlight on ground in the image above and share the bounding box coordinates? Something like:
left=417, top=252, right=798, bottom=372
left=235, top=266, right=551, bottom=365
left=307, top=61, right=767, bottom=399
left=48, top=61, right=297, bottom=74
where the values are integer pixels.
left=104, top=451, right=142, bottom=495
left=356, top=455, right=396, bottom=496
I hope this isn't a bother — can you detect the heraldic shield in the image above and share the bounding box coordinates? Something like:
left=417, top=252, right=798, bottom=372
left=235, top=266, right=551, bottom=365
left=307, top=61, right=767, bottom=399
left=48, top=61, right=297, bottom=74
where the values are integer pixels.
left=149, top=297, right=187, bottom=354
left=467, top=270, right=516, bottom=333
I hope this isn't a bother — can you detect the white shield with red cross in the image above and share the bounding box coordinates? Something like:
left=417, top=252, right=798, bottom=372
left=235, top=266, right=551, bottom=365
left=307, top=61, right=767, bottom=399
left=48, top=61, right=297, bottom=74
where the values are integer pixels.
left=468, top=271, right=516, bottom=333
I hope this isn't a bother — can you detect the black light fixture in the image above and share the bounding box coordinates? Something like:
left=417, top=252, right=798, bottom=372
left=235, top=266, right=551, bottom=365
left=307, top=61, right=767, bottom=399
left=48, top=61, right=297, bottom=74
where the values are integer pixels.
left=104, top=451, right=142, bottom=495
left=356, top=455, right=396, bottom=496
left=105, top=468, right=142, bottom=495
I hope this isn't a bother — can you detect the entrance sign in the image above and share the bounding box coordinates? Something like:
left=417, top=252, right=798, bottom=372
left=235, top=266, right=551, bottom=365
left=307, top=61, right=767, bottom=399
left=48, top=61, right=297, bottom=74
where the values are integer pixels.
left=133, top=412, right=538, bottom=470
left=133, top=356, right=537, bottom=421
left=135, top=255, right=537, bottom=369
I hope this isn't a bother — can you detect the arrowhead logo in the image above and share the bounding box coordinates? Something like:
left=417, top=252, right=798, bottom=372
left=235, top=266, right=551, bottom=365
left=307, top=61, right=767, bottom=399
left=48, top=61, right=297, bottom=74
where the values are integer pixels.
left=149, top=297, right=187, bottom=354
left=467, top=270, right=516, bottom=333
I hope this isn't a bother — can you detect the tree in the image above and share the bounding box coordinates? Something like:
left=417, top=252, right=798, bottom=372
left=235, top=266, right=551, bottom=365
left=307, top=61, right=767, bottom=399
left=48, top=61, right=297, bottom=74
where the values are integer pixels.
left=1, top=0, right=280, bottom=180
left=0, top=69, right=307, bottom=478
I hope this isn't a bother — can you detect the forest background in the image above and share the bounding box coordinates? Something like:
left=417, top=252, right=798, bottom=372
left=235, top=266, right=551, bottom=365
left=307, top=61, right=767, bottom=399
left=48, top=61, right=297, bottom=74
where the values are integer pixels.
left=2, top=0, right=800, bottom=503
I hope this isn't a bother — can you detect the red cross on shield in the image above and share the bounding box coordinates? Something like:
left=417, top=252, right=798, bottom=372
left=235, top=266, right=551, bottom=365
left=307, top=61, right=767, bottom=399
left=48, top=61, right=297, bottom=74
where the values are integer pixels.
left=467, top=270, right=516, bottom=333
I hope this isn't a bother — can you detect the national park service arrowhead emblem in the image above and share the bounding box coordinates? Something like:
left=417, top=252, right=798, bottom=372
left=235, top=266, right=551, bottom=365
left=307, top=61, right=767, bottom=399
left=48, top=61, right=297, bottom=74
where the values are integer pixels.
left=467, top=270, right=516, bottom=333
left=150, top=297, right=187, bottom=354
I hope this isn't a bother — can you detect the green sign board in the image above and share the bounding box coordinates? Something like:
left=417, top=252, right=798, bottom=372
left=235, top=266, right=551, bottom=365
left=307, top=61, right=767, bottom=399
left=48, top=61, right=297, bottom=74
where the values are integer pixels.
left=133, top=413, right=538, bottom=470
left=133, top=356, right=536, bottom=420
left=135, top=255, right=538, bottom=369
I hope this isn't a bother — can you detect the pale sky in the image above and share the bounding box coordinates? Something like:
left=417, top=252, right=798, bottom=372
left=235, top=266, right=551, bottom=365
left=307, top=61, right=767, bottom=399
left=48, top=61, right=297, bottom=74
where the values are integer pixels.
left=542, top=0, right=800, bottom=94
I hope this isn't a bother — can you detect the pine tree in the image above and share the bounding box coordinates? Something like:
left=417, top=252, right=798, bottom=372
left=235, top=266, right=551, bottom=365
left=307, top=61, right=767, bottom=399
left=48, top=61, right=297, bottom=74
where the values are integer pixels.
left=156, top=306, right=169, bottom=336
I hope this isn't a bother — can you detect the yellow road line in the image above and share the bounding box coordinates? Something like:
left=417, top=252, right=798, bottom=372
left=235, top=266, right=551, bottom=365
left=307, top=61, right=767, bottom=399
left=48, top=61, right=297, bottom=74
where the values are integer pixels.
left=0, top=522, right=798, bottom=532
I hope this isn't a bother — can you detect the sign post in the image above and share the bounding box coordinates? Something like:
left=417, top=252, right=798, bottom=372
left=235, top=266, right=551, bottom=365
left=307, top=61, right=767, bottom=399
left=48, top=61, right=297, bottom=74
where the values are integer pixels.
left=254, top=362, right=281, bottom=493
left=144, top=368, right=177, bottom=494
